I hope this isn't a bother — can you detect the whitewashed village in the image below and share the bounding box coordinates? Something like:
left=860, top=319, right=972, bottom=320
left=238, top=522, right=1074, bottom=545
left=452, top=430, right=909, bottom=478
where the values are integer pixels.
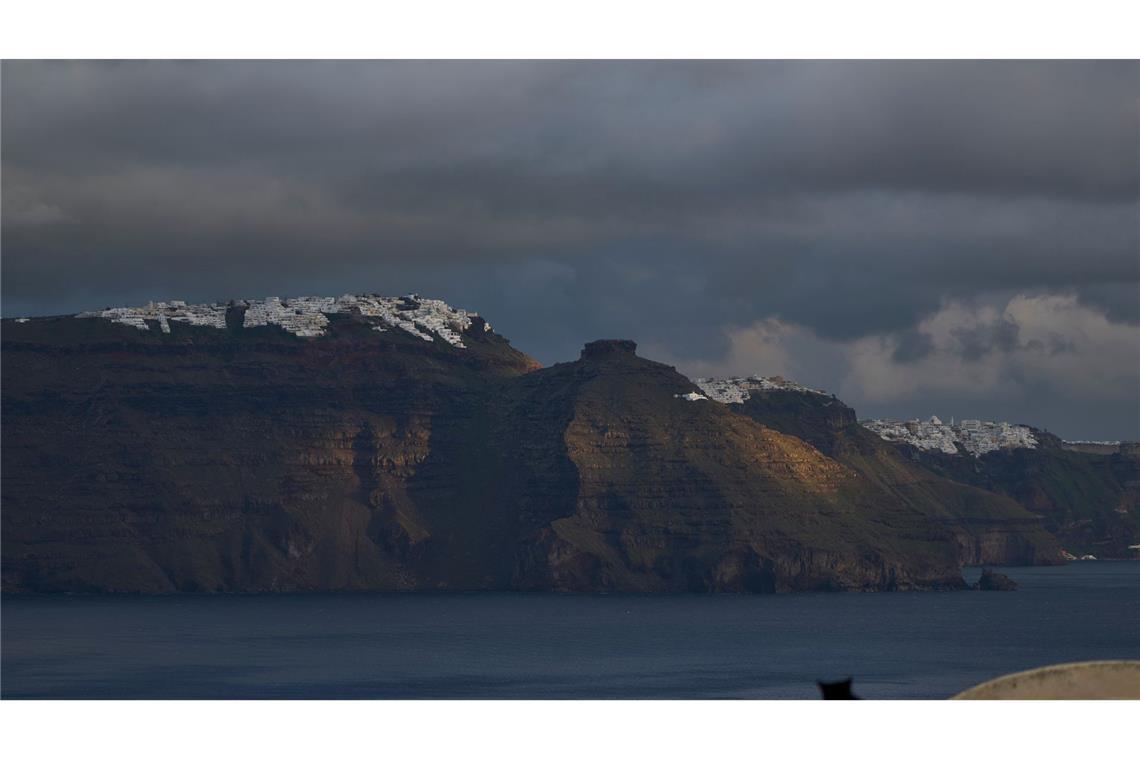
left=690, top=375, right=830, bottom=404
left=74, top=293, right=488, bottom=348
left=685, top=376, right=1040, bottom=458
left=861, top=416, right=1039, bottom=457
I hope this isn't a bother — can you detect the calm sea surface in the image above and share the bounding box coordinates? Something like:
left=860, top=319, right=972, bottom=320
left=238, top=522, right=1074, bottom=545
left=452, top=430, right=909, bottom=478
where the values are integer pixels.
left=3, top=563, right=1137, bottom=699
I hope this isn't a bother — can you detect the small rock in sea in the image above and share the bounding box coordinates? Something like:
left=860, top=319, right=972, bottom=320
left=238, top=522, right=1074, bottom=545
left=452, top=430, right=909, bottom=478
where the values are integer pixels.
left=974, top=568, right=1018, bottom=591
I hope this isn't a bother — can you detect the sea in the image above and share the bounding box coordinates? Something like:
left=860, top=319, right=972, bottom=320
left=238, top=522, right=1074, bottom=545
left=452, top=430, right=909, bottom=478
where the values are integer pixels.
left=2, top=562, right=1137, bottom=699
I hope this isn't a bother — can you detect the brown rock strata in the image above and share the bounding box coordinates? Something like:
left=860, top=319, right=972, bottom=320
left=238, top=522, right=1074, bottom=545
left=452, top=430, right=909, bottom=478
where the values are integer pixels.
left=1, top=317, right=1063, bottom=593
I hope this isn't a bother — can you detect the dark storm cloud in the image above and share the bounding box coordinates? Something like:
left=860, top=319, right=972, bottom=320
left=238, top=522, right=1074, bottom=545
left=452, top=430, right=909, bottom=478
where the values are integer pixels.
left=891, top=329, right=935, bottom=363
left=2, top=60, right=1138, bottom=438
left=952, top=318, right=1021, bottom=360
left=5, top=61, right=1136, bottom=195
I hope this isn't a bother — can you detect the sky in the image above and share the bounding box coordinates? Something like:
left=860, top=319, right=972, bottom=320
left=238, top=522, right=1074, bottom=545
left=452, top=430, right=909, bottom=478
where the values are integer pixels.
left=3, top=60, right=1138, bottom=439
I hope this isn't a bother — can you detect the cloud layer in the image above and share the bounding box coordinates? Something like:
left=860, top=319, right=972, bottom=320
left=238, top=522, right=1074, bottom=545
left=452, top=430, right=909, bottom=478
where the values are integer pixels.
left=655, top=295, right=1140, bottom=439
left=3, top=61, right=1137, bottom=438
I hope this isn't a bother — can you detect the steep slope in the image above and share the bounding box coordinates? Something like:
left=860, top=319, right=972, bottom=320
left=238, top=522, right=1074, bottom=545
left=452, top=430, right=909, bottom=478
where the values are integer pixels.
left=4, top=304, right=1049, bottom=593
left=695, top=384, right=1062, bottom=566
left=1, top=303, right=537, bottom=592
left=905, top=435, right=1140, bottom=558
left=494, top=341, right=969, bottom=591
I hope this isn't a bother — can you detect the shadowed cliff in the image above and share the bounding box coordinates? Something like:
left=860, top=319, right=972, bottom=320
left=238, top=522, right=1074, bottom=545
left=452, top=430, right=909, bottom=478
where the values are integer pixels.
left=491, top=340, right=969, bottom=591
left=904, top=433, right=1139, bottom=558
left=716, top=388, right=1062, bottom=566
left=1, top=315, right=1059, bottom=593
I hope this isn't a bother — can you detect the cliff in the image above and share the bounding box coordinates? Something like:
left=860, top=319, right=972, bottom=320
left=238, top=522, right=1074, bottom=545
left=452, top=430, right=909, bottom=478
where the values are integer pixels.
left=702, top=387, right=1063, bottom=567
left=1, top=308, right=535, bottom=592
left=497, top=341, right=968, bottom=591
left=905, top=432, right=1140, bottom=558
left=1, top=308, right=1062, bottom=593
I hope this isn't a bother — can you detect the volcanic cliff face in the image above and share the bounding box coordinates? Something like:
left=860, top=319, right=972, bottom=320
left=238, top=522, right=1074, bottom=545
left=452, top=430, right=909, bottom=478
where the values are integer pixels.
left=901, top=433, right=1140, bottom=559
left=697, top=386, right=1063, bottom=567
left=1, top=306, right=1058, bottom=593
left=500, top=341, right=967, bottom=591
left=1, top=307, right=537, bottom=592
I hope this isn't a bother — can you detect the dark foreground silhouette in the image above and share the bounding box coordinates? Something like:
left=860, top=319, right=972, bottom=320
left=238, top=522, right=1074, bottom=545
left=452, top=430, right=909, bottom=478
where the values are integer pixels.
left=818, top=678, right=861, bottom=699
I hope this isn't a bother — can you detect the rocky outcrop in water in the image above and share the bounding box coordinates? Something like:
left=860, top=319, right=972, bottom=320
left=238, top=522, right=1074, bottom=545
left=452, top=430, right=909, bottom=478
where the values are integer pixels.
left=975, top=569, right=1018, bottom=591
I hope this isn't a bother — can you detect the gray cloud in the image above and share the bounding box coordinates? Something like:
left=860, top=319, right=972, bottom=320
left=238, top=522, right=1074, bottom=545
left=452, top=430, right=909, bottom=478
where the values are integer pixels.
left=2, top=61, right=1138, bottom=438
left=891, top=329, right=935, bottom=363
left=952, top=317, right=1021, bottom=360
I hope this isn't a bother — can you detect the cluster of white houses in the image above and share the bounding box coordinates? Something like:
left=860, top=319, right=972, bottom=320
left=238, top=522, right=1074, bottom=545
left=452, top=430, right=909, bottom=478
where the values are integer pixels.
left=77, top=300, right=228, bottom=334
left=861, top=415, right=1039, bottom=457
left=693, top=375, right=830, bottom=404
left=76, top=294, right=487, bottom=347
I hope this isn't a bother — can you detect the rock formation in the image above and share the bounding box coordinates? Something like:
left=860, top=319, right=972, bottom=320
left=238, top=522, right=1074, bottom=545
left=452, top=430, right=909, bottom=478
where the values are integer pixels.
left=887, top=430, right=1140, bottom=559
left=975, top=569, right=1018, bottom=591
left=0, top=303, right=1071, bottom=593
left=693, top=384, right=1063, bottom=567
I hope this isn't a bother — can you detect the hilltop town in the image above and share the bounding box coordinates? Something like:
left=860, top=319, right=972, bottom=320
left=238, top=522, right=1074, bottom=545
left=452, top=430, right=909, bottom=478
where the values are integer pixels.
left=692, top=376, right=1040, bottom=457
left=862, top=415, right=1039, bottom=457
left=668, top=369, right=1123, bottom=463
left=73, top=293, right=488, bottom=347
left=694, top=375, right=830, bottom=404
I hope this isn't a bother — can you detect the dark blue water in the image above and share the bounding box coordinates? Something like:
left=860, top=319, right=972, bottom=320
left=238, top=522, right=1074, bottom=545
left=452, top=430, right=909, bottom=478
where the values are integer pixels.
left=3, top=563, right=1137, bottom=699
